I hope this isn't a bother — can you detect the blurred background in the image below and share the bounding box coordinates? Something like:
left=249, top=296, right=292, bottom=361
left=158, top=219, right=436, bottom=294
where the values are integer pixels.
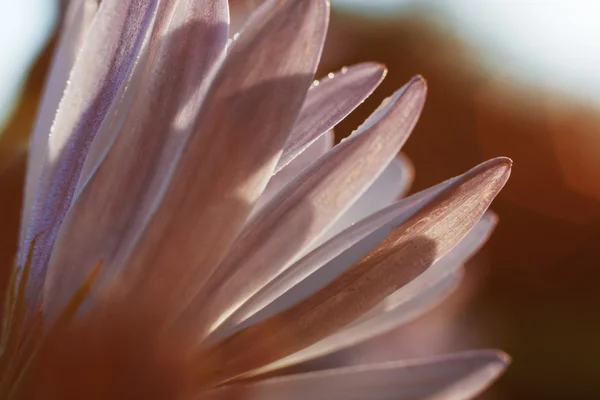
left=1, top=0, right=600, bottom=399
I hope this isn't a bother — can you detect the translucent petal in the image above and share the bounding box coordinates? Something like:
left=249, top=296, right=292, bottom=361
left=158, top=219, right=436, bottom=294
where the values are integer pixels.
left=194, top=158, right=511, bottom=385
left=255, top=212, right=496, bottom=371
left=43, top=0, right=230, bottom=320
left=255, top=131, right=334, bottom=211
left=267, top=268, right=463, bottom=370
left=183, top=77, right=427, bottom=341
left=320, top=153, right=414, bottom=243
left=276, top=62, right=386, bottom=172
left=205, top=350, right=508, bottom=400
left=98, top=0, right=330, bottom=321
left=21, top=0, right=98, bottom=243
left=19, top=0, right=159, bottom=314
left=209, top=176, right=448, bottom=342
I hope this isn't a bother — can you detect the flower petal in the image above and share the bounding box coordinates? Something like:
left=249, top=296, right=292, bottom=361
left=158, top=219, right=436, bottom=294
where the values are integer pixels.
left=321, top=153, right=414, bottom=243
left=194, top=157, right=511, bottom=385
left=252, top=212, right=496, bottom=372
left=183, top=77, right=427, bottom=341
left=205, top=350, right=509, bottom=400
left=255, top=130, right=334, bottom=211
left=98, top=0, right=330, bottom=318
left=362, top=211, right=497, bottom=318
left=19, top=0, right=159, bottom=312
left=208, top=177, right=449, bottom=343
left=43, top=0, right=230, bottom=320
left=73, top=1, right=231, bottom=195
left=21, top=0, right=98, bottom=244
left=210, top=187, right=495, bottom=352
left=276, top=62, right=386, bottom=172
left=259, top=268, right=464, bottom=374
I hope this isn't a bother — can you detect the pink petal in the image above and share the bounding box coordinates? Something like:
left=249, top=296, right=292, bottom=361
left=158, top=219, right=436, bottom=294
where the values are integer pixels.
left=208, top=176, right=449, bottom=343
left=212, top=183, right=495, bottom=350
left=276, top=62, right=386, bottom=172
left=80, top=0, right=330, bottom=321
left=194, top=158, right=510, bottom=385
left=366, top=211, right=497, bottom=315
left=255, top=130, right=334, bottom=211
left=43, top=0, right=230, bottom=320
left=205, top=350, right=509, bottom=400
left=21, top=0, right=98, bottom=245
left=183, top=77, right=427, bottom=341
left=253, top=268, right=464, bottom=375
left=254, top=212, right=496, bottom=371
left=321, top=153, right=414, bottom=243
left=19, top=0, right=159, bottom=314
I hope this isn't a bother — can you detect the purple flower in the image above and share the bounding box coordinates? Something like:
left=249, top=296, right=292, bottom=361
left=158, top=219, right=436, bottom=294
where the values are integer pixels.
left=1, top=0, right=511, bottom=398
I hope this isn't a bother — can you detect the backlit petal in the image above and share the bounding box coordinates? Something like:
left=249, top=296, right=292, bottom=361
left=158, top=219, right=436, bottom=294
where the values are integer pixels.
left=256, top=131, right=334, bottom=211
left=43, top=0, right=230, bottom=320
left=205, top=350, right=508, bottom=400
left=184, top=77, right=427, bottom=341
left=21, top=0, right=98, bottom=244
left=321, top=153, right=414, bottom=243
left=276, top=62, right=386, bottom=172
left=257, top=212, right=496, bottom=371
left=19, top=0, right=159, bottom=315
left=109, top=0, right=329, bottom=320
left=194, top=158, right=510, bottom=385
left=209, top=176, right=449, bottom=342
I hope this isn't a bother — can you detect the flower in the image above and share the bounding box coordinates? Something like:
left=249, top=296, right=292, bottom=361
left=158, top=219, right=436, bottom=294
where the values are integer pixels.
left=0, top=0, right=511, bottom=398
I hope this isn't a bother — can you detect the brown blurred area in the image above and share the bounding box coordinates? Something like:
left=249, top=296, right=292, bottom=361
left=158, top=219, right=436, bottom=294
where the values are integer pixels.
left=2, top=2, right=600, bottom=399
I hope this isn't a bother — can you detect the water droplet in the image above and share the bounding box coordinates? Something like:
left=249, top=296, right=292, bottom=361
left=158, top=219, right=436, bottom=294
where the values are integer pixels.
left=328, top=72, right=335, bottom=79
left=313, top=80, right=320, bottom=87
left=341, top=66, right=349, bottom=74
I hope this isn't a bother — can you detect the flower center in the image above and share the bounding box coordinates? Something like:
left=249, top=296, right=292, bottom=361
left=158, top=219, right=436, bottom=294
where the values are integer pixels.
left=23, top=299, right=195, bottom=400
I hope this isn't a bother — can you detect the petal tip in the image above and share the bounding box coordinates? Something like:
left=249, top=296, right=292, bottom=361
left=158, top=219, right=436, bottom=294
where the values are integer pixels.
left=476, top=349, right=511, bottom=371
left=403, top=75, right=428, bottom=104
left=480, top=157, right=512, bottom=185
left=496, top=156, right=513, bottom=168
left=373, top=62, right=388, bottom=74
left=379, top=65, right=389, bottom=80
left=491, top=156, right=513, bottom=181
left=409, top=74, right=427, bottom=90
left=482, top=210, right=500, bottom=229
left=494, top=350, right=512, bottom=366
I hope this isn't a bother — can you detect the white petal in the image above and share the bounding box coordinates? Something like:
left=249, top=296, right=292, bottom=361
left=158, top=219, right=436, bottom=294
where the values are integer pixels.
left=276, top=62, right=386, bottom=172
left=193, top=158, right=510, bottom=385
left=255, top=130, right=334, bottom=211
left=20, top=0, right=159, bottom=316
left=21, top=0, right=97, bottom=243
left=208, top=178, right=448, bottom=343
left=231, top=211, right=496, bottom=371
left=205, top=351, right=509, bottom=400
left=182, top=77, right=427, bottom=341
left=64, top=0, right=329, bottom=322
left=320, top=153, right=414, bottom=243
left=255, top=268, right=463, bottom=374
left=42, top=0, right=231, bottom=321
left=364, top=211, right=498, bottom=321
